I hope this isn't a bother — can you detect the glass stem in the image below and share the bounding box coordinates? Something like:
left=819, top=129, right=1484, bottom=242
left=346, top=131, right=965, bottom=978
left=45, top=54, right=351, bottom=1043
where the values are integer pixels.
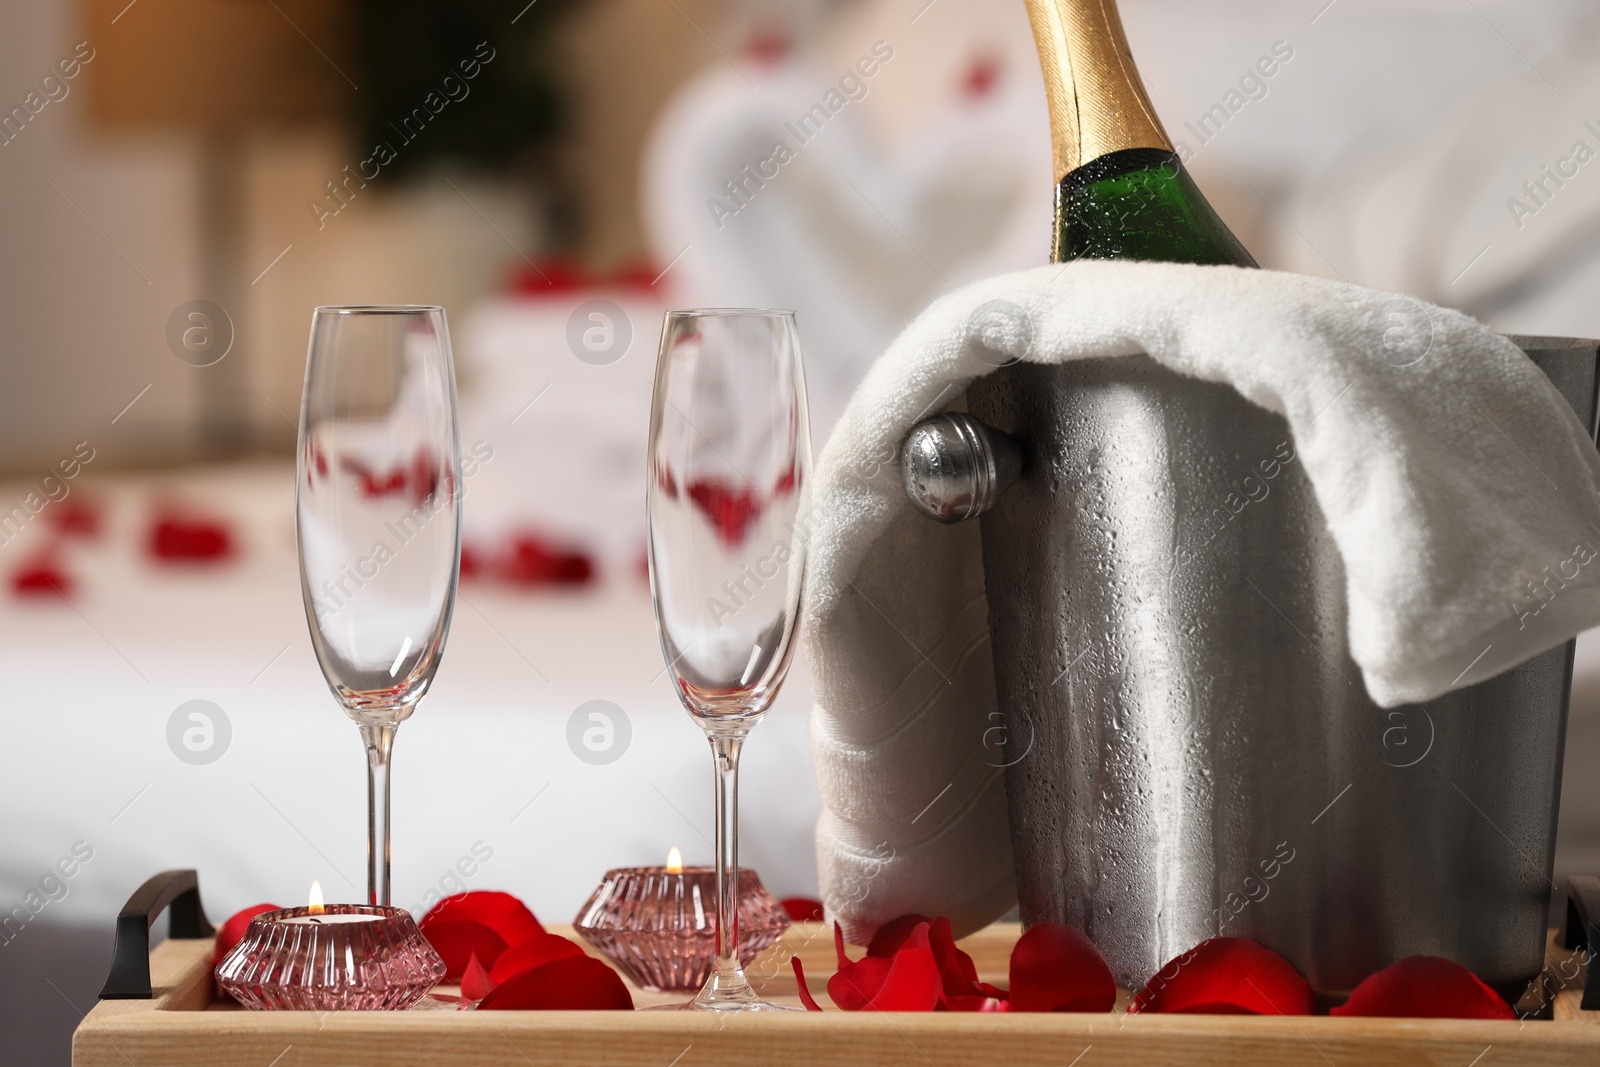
left=702, top=731, right=752, bottom=1004
left=361, top=723, right=396, bottom=907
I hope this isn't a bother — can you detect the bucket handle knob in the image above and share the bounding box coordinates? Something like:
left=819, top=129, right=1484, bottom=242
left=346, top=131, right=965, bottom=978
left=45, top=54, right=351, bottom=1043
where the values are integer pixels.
left=901, top=412, right=1024, bottom=523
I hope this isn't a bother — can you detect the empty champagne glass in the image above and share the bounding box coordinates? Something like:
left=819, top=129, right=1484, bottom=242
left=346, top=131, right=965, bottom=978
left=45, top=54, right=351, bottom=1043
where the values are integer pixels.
left=646, top=309, right=812, bottom=1011
left=297, top=305, right=462, bottom=907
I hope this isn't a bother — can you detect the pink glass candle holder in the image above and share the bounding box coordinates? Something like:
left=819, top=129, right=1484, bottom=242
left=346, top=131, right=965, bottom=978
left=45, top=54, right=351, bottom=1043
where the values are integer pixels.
left=573, top=865, right=791, bottom=992
left=215, top=904, right=446, bottom=1010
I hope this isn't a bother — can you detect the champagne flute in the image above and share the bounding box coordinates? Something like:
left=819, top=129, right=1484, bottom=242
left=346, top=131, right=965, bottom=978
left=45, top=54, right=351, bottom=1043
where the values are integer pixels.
left=647, top=309, right=812, bottom=1011
left=296, top=306, right=462, bottom=907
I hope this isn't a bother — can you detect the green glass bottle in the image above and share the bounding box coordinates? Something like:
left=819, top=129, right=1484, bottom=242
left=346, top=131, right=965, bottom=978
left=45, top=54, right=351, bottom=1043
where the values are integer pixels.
left=1026, top=0, right=1256, bottom=269
left=948, top=0, right=1263, bottom=513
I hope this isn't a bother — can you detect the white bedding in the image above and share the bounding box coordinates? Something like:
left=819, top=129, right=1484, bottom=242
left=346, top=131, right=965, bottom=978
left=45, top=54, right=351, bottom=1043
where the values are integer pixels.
left=0, top=463, right=823, bottom=934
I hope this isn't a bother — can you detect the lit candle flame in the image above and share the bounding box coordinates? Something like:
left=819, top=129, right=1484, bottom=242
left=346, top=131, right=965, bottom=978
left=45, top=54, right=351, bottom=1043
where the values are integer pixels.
left=307, top=880, right=325, bottom=915
left=666, top=847, right=683, bottom=874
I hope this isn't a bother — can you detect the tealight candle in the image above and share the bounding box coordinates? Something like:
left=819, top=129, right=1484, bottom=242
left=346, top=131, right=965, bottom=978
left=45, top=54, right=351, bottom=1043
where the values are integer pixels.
left=215, top=881, right=445, bottom=1010
left=573, top=848, right=790, bottom=992
left=275, top=882, right=387, bottom=924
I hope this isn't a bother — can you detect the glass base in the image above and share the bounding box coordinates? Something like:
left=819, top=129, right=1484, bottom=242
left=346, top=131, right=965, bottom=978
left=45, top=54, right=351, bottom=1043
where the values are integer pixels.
left=641, top=997, right=803, bottom=1012
left=639, top=967, right=802, bottom=1012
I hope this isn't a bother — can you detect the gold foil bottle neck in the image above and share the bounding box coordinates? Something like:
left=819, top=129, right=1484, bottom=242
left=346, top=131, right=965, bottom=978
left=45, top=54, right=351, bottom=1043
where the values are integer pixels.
left=1024, top=0, right=1174, bottom=183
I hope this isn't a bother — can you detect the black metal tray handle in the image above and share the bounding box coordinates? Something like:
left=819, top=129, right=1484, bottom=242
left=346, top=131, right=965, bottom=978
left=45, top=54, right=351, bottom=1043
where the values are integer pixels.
left=1562, top=875, right=1600, bottom=1011
left=98, top=869, right=216, bottom=1000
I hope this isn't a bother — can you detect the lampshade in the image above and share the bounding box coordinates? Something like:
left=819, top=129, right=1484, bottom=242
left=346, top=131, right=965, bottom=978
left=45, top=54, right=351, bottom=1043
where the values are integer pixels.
left=83, top=0, right=352, bottom=130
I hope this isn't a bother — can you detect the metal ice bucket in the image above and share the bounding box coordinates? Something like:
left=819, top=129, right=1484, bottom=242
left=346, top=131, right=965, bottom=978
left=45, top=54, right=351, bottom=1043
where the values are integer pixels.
left=934, top=336, right=1599, bottom=997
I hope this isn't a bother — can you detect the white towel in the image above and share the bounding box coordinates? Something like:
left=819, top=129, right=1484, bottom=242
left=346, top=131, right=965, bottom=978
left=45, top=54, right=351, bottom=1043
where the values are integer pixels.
left=804, top=260, right=1600, bottom=943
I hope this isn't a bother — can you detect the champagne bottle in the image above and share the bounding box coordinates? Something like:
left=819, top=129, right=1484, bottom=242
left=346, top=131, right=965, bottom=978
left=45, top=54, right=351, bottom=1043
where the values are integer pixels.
left=1026, top=0, right=1256, bottom=267
left=902, top=0, right=1256, bottom=526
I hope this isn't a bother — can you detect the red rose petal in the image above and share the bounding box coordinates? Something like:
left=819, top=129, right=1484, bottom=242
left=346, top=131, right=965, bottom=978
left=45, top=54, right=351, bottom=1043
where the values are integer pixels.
left=11, top=559, right=74, bottom=598
left=488, top=933, right=587, bottom=984
left=1331, top=956, right=1514, bottom=1020
left=461, top=953, right=498, bottom=1001
left=420, top=919, right=509, bottom=981
left=48, top=498, right=102, bottom=538
left=1131, top=938, right=1312, bottom=1016
left=508, top=259, right=591, bottom=296
left=502, top=534, right=594, bottom=587
left=792, top=957, right=824, bottom=1012
left=213, top=903, right=279, bottom=969
left=686, top=480, right=763, bottom=546
left=742, top=25, right=794, bottom=66
left=861, top=914, right=983, bottom=1006
left=421, top=891, right=545, bottom=946
left=1009, top=922, right=1116, bottom=1013
left=926, top=916, right=982, bottom=998
left=827, top=924, right=891, bottom=1010
left=862, top=924, right=943, bottom=1012
left=782, top=897, right=825, bottom=923
left=828, top=954, right=893, bottom=1011
left=963, top=54, right=1002, bottom=100
left=409, top=449, right=441, bottom=506
left=829, top=918, right=990, bottom=1013
left=149, top=515, right=234, bottom=563
left=340, top=458, right=411, bottom=499
left=866, top=914, right=934, bottom=958
left=477, top=955, right=634, bottom=1011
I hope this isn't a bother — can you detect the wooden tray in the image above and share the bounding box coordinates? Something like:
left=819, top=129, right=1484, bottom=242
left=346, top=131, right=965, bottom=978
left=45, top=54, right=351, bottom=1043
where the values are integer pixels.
left=75, top=914, right=1600, bottom=1067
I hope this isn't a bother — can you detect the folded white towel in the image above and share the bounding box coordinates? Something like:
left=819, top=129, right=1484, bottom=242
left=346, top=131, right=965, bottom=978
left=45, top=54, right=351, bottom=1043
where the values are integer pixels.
left=805, top=261, right=1600, bottom=942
